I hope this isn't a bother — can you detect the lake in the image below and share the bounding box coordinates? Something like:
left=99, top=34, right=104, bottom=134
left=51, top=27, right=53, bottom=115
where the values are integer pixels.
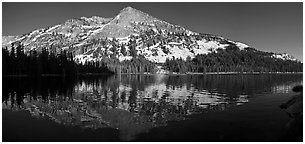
left=2, top=74, right=303, bottom=141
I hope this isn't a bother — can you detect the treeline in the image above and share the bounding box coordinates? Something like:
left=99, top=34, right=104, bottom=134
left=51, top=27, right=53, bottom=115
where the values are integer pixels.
left=2, top=44, right=113, bottom=76
left=97, top=55, right=157, bottom=74
left=164, top=47, right=303, bottom=73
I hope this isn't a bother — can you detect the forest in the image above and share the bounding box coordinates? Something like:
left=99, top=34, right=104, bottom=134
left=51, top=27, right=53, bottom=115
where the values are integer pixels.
left=164, top=47, right=303, bottom=73
left=2, top=44, right=156, bottom=76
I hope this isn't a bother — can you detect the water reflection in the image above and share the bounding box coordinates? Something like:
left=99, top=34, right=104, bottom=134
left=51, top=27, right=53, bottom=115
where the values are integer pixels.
left=2, top=74, right=302, bottom=141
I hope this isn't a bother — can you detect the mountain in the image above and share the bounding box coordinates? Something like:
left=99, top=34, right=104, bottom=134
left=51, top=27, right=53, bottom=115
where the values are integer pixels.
left=2, top=6, right=301, bottom=70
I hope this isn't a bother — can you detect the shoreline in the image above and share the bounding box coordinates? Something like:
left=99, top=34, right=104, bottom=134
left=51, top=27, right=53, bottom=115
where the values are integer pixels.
left=184, top=71, right=303, bottom=75
left=3, top=73, right=114, bottom=77
left=3, top=71, right=303, bottom=77
left=122, top=72, right=303, bottom=75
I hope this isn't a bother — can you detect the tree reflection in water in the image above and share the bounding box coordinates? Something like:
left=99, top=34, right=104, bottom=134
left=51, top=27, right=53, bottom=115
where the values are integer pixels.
left=2, top=74, right=302, bottom=141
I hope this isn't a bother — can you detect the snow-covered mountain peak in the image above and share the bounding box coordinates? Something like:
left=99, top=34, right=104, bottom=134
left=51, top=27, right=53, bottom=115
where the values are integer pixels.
left=2, top=7, right=300, bottom=64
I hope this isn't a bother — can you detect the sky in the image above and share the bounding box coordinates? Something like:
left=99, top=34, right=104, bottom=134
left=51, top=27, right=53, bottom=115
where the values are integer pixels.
left=2, top=2, right=303, bottom=60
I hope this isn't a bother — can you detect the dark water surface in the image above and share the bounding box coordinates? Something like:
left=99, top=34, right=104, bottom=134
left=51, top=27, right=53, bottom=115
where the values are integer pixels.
left=2, top=74, right=303, bottom=141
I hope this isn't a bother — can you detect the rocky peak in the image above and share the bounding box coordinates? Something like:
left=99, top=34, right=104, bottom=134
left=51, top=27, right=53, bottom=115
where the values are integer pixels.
left=113, top=6, right=156, bottom=26
left=119, top=6, right=139, bottom=14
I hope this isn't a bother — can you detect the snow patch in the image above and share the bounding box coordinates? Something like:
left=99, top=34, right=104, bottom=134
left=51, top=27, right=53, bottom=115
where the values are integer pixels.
left=235, top=42, right=249, bottom=49
left=46, top=25, right=60, bottom=33
left=271, top=53, right=297, bottom=61
left=117, top=36, right=130, bottom=44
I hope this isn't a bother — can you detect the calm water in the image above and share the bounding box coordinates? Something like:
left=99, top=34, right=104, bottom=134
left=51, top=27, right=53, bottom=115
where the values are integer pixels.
left=2, top=74, right=303, bottom=141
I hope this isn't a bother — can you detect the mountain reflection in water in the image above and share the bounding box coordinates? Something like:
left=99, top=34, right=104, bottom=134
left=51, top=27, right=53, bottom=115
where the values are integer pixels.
left=2, top=74, right=302, bottom=141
